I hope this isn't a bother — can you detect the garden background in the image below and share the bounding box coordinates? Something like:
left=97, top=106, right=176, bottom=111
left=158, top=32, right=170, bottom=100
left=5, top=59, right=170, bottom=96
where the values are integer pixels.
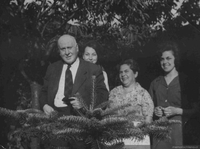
left=0, top=0, right=200, bottom=147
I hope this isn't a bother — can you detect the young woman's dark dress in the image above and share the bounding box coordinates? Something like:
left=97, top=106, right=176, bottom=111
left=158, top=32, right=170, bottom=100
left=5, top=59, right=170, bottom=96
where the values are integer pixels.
left=149, top=73, right=197, bottom=149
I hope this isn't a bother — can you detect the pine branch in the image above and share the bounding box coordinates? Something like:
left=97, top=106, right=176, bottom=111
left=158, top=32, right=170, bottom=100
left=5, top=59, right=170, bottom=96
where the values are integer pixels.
left=101, top=103, right=132, bottom=117
left=95, top=100, right=111, bottom=109
left=26, top=113, right=52, bottom=126
left=0, top=107, right=29, bottom=125
left=102, top=141, right=124, bottom=149
left=100, top=117, right=129, bottom=126
left=0, top=77, right=180, bottom=148
left=10, top=125, right=41, bottom=140
left=90, top=75, right=97, bottom=110
left=91, top=108, right=103, bottom=120
left=152, top=117, right=181, bottom=126
left=53, top=128, right=86, bottom=137
left=146, top=125, right=170, bottom=140
left=123, top=128, right=144, bottom=140
left=0, top=107, right=24, bottom=119
left=37, top=123, right=61, bottom=132
left=58, top=115, right=90, bottom=127
left=74, top=92, right=89, bottom=111
left=91, top=140, right=101, bottom=149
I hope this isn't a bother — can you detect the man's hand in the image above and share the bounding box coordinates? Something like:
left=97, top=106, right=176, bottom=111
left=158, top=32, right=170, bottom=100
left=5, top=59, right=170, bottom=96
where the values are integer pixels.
left=69, top=97, right=82, bottom=109
left=43, top=104, right=54, bottom=115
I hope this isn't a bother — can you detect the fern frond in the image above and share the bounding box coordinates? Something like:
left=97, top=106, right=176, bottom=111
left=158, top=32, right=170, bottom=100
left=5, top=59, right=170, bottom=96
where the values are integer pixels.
left=85, top=136, right=95, bottom=145
left=95, top=100, right=112, bottom=110
left=37, top=123, right=59, bottom=132
left=26, top=114, right=51, bottom=126
left=102, top=141, right=124, bottom=149
left=101, top=103, right=131, bottom=117
left=0, top=107, right=26, bottom=120
left=123, top=128, right=144, bottom=141
left=53, top=128, right=86, bottom=136
left=91, top=108, right=103, bottom=120
left=101, top=115, right=125, bottom=120
left=74, top=92, right=89, bottom=111
left=100, top=131, right=127, bottom=143
left=90, top=75, right=97, bottom=111
left=152, top=117, right=181, bottom=126
left=90, top=140, right=101, bottom=149
left=100, top=117, right=128, bottom=126
left=145, top=125, right=170, bottom=140
left=27, top=113, right=49, bottom=120
left=58, top=115, right=90, bottom=126
left=0, top=76, right=177, bottom=148
left=10, top=125, right=42, bottom=140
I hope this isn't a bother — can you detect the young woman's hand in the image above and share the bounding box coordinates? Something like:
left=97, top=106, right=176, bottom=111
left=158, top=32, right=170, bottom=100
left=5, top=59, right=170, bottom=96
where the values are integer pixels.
left=163, top=106, right=182, bottom=117
left=154, top=106, right=163, bottom=117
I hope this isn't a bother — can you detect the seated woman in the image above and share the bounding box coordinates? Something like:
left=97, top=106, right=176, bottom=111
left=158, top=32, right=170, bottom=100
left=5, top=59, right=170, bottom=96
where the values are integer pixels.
left=81, top=40, right=110, bottom=91
left=109, top=59, right=154, bottom=149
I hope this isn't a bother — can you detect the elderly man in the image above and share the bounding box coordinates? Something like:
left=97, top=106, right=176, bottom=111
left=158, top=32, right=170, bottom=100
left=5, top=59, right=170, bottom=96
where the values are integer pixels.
left=39, top=34, right=108, bottom=148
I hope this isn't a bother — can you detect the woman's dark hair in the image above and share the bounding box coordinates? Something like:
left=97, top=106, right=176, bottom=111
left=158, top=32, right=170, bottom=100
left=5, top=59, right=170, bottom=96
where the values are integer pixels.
left=118, top=59, right=140, bottom=74
left=81, top=40, right=102, bottom=64
left=157, top=41, right=180, bottom=68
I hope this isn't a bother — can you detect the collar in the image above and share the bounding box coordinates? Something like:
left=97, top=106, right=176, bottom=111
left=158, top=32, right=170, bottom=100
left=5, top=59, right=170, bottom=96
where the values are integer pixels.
left=70, top=57, right=79, bottom=69
left=64, top=57, right=80, bottom=69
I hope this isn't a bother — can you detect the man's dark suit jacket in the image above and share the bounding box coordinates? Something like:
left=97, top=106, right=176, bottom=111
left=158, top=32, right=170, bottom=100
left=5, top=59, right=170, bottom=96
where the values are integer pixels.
left=39, top=58, right=108, bottom=114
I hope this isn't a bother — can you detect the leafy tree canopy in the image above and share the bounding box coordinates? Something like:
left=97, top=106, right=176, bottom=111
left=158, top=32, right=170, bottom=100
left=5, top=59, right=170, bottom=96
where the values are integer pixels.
left=1, top=0, right=200, bottom=82
left=0, top=0, right=168, bottom=60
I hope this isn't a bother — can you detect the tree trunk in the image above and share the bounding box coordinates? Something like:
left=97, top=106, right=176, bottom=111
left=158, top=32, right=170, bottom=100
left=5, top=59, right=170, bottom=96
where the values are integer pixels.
left=30, top=82, right=41, bottom=149
left=31, top=82, right=41, bottom=110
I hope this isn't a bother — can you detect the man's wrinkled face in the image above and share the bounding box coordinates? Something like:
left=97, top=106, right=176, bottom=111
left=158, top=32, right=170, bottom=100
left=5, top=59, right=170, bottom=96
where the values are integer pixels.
left=58, top=35, right=79, bottom=64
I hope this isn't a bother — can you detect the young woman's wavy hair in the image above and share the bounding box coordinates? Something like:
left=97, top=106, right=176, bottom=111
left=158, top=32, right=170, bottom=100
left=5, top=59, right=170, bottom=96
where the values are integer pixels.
left=81, top=40, right=103, bottom=65
left=157, top=41, right=181, bottom=69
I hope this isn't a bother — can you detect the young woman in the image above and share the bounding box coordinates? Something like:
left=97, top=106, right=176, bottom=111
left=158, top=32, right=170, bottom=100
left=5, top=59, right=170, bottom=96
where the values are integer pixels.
left=149, top=41, right=198, bottom=149
left=82, top=40, right=110, bottom=91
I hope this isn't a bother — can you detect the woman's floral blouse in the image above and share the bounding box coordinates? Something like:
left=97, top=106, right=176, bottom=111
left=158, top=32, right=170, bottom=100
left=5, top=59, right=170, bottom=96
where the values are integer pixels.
left=109, top=83, right=154, bottom=122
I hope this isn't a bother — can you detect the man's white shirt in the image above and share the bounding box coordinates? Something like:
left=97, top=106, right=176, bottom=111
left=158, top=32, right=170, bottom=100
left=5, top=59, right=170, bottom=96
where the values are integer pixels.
left=54, top=58, right=80, bottom=107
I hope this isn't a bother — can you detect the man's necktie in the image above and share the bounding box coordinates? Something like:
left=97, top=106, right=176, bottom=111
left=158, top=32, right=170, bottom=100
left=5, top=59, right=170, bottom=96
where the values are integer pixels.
left=64, top=64, right=73, bottom=99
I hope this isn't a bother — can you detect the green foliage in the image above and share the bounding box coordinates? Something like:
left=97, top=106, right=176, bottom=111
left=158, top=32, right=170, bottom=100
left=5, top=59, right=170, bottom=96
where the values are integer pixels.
left=2, top=0, right=200, bottom=148
left=0, top=0, right=167, bottom=60
left=1, top=0, right=200, bottom=63
left=16, top=88, right=32, bottom=110
left=3, top=0, right=200, bottom=85
left=0, top=107, right=179, bottom=149
left=0, top=0, right=171, bottom=91
left=0, top=77, right=179, bottom=149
